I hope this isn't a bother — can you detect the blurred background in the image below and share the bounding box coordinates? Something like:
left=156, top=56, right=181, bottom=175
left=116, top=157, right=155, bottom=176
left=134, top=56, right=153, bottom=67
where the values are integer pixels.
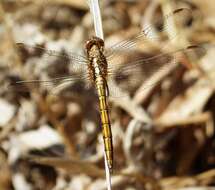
left=0, top=0, right=215, bottom=190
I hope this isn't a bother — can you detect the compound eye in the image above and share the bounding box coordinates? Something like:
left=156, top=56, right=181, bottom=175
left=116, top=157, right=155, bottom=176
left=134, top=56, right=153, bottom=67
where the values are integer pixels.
left=96, top=38, right=104, bottom=49
left=85, top=40, right=94, bottom=51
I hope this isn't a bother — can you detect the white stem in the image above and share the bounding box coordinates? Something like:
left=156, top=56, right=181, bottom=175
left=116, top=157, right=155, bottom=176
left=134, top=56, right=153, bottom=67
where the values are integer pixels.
left=104, top=148, right=112, bottom=190
left=88, top=0, right=104, bottom=39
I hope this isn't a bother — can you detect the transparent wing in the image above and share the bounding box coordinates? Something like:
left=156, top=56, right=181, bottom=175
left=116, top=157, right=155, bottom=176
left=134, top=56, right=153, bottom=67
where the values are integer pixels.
left=104, top=8, right=203, bottom=99
left=9, top=43, right=90, bottom=95
left=16, top=43, right=88, bottom=63
left=7, top=75, right=88, bottom=92
left=105, top=8, right=192, bottom=63
left=106, top=45, right=205, bottom=99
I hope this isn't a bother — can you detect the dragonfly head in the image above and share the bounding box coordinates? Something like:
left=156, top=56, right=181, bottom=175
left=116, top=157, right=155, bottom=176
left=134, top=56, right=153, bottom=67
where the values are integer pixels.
left=85, top=36, right=104, bottom=54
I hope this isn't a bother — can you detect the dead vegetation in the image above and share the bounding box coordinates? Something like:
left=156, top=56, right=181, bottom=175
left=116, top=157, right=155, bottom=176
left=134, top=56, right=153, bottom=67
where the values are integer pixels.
left=0, top=0, right=215, bottom=190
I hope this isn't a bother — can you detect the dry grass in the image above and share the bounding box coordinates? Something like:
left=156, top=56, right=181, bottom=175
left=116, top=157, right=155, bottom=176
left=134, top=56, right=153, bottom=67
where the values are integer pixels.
left=0, top=0, right=215, bottom=189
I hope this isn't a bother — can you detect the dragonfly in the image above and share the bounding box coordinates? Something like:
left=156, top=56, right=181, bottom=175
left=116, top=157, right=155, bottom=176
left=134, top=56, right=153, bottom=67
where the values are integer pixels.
left=9, top=8, right=204, bottom=173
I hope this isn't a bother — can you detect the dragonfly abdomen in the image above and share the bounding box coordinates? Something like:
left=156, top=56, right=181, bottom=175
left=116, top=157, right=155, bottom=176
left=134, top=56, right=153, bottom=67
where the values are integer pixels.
left=95, top=76, right=113, bottom=172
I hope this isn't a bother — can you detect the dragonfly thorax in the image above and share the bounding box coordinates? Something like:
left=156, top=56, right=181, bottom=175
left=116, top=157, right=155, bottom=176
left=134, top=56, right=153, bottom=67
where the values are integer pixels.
left=87, top=44, right=103, bottom=59
left=86, top=37, right=108, bottom=82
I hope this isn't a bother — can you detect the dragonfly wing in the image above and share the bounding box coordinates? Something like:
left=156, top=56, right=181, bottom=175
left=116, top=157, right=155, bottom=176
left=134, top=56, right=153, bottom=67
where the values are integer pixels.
left=16, top=43, right=87, bottom=64
left=9, top=43, right=90, bottom=95
left=7, top=75, right=88, bottom=94
left=107, top=45, right=205, bottom=99
left=105, top=8, right=193, bottom=64
left=16, top=43, right=88, bottom=75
